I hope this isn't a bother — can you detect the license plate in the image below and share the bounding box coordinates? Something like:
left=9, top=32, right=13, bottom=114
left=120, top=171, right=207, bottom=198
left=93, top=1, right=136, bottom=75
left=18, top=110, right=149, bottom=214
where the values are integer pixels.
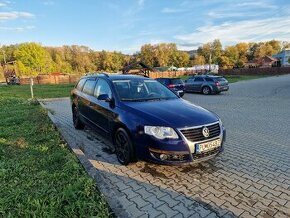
left=196, top=139, right=221, bottom=153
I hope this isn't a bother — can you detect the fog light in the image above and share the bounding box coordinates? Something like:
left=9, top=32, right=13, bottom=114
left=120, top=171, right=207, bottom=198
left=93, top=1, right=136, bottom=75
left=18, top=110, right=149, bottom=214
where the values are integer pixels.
left=160, top=154, right=168, bottom=160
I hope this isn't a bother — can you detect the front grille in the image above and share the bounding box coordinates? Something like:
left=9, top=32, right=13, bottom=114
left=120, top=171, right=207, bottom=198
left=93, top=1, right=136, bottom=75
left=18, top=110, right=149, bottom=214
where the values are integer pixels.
left=180, top=123, right=220, bottom=142
left=192, top=147, right=220, bottom=159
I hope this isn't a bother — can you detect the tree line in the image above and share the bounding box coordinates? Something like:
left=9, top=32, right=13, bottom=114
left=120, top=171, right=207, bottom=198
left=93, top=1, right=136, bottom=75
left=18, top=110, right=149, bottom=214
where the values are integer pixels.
left=0, top=40, right=289, bottom=76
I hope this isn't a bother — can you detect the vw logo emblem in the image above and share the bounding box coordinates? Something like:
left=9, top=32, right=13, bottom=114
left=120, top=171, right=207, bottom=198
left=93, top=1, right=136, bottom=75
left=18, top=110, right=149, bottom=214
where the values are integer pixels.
left=202, top=127, right=210, bottom=138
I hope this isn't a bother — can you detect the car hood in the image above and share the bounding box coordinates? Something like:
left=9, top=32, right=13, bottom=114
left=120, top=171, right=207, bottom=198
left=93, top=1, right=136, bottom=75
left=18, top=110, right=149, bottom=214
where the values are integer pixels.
left=121, top=99, right=218, bottom=128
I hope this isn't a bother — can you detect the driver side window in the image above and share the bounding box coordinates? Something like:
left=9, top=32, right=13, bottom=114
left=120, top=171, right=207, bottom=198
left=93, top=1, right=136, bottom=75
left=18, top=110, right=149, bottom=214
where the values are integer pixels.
left=94, top=79, right=112, bottom=99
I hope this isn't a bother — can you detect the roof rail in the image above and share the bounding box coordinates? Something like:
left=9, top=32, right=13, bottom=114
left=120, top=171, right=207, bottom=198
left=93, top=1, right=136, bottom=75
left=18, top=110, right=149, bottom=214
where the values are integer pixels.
left=99, top=72, right=109, bottom=77
left=84, top=72, right=109, bottom=77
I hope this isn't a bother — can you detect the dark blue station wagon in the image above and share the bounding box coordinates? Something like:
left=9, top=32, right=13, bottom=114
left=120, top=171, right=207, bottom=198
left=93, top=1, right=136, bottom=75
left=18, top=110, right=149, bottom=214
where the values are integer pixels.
left=71, top=73, right=226, bottom=165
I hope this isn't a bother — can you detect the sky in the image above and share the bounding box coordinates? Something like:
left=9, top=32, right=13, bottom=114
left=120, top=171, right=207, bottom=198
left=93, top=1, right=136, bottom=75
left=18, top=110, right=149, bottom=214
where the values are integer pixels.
left=0, top=0, right=290, bottom=54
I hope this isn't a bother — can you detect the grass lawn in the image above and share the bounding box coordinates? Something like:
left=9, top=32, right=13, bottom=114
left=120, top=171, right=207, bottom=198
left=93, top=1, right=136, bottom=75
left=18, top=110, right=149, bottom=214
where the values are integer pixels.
left=0, top=85, right=113, bottom=217
left=180, top=75, right=269, bottom=83
left=0, top=84, right=75, bottom=99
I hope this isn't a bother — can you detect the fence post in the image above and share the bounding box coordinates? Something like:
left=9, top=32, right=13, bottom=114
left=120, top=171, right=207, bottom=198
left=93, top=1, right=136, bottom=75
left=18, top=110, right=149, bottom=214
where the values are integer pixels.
left=30, top=77, right=34, bottom=99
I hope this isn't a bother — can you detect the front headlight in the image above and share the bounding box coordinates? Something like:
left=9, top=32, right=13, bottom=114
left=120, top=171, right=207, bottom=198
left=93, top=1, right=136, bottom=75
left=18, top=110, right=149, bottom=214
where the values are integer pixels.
left=144, top=126, right=179, bottom=140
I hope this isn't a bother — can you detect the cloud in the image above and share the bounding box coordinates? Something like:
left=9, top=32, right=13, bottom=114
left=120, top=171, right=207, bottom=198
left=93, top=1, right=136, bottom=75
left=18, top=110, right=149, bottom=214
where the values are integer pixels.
left=175, top=16, right=290, bottom=49
left=137, top=0, right=145, bottom=6
left=0, top=11, right=34, bottom=20
left=0, top=3, right=7, bottom=7
left=43, top=1, right=54, bottom=6
left=161, top=7, right=185, bottom=14
left=0, top=25, right=35, bottom=31
left=237, top=1, right=278, bottom=9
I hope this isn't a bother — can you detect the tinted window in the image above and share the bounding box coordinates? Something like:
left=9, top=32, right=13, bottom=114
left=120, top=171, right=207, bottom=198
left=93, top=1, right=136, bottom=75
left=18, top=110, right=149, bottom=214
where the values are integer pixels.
left=113, top=79, right=178, bottom=101
left=157, top=78, right=169, bottom=85
left=194, top=77, right=204, bottom=82
left=94, top=79, right=112, bottom=98
left=170, top=79, right=184, bottom=85
left=76, top=78, right=86, bottom=91
left=205, top=78, right=214, bottom=82
left=82, top=80, right=96, bottom=95
left=187, top=78, right=194, bottom=83
left=215, top=77, right=227, bottom=82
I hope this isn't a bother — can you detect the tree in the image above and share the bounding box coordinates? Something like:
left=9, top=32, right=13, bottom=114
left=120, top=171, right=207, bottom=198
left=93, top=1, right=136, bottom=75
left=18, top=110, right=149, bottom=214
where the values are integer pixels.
left=197, top=39, right=222, bottom=64
left=235, top=43, right=249, bottom=67
left=140, top=44, right=155, bottom=67
left=192, top=55, right=206, bottom=65
left=169, top=50, right=190, bottom=67
left=224, top=46, right=239, bottom=66
left=14, top=42, right=53, bottom=76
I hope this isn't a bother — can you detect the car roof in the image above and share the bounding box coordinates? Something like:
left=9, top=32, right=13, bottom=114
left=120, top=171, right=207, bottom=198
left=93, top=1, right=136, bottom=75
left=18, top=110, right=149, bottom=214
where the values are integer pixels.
left=80, top=73, right=152, bottom=81
left=156, top=77, right=182, bottom=80
left=196, top=75, right=222, bottom=78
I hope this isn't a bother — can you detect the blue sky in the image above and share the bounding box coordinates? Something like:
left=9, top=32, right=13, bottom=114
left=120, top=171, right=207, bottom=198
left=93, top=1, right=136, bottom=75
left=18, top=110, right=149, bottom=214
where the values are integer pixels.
left=0, top=0, right=290, bottom=53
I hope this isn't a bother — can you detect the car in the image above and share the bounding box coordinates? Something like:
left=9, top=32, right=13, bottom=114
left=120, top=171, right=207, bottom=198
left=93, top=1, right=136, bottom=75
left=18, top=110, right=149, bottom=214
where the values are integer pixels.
left=155, top=78, right=185, bottom=97
left=185, top=75, right=229, bottom=95
left=71, top=73, right=226, bottom=165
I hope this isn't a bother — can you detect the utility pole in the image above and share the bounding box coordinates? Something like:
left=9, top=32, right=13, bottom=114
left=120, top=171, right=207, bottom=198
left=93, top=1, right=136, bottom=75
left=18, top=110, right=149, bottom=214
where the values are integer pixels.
left=209, top=53, right=212, bottom=72
left=0, top=44, right=7, bottom=64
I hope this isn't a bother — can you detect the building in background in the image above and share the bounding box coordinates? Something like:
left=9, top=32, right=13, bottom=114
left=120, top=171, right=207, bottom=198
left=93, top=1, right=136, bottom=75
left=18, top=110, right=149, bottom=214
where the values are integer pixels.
left=273, top=49, right=290, bottom=66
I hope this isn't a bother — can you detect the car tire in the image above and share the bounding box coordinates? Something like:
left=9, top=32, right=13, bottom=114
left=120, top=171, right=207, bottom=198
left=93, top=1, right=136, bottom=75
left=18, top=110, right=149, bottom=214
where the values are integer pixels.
left=115, top=128, right=135, bottom=165
left=72, top=106, right=85, bottom=130
left=202, top=86, right=211, bottom=95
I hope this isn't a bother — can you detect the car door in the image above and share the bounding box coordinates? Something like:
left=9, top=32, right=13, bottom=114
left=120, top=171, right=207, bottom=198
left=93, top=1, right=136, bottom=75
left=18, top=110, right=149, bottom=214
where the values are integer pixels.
left=185, top=78, right=195, bottom=91
left=79, top=79, right=97, bottom=121
left=193, top=77, right=205, bottom=92
left=90, top=78, right=114, bottom=134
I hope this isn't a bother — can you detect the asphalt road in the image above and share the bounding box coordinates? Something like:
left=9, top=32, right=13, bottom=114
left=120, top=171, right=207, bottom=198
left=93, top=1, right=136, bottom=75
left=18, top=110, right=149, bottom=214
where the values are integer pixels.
left=41, top=74, right=290, bottom=218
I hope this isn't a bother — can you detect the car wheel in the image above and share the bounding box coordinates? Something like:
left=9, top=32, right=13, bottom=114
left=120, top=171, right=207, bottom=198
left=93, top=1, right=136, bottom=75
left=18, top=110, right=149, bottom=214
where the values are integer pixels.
left=202, top=86, right=211, bottom=95
left=115, top=128, right=134, bottom=165
left=72, top=106, right=85, bottom=129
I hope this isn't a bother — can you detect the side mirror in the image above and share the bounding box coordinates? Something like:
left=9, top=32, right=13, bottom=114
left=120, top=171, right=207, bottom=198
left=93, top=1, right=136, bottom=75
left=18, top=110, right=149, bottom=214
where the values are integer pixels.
left=184, top=80, right=187, bottom=83
left=97, top=94, right=111, bottom=102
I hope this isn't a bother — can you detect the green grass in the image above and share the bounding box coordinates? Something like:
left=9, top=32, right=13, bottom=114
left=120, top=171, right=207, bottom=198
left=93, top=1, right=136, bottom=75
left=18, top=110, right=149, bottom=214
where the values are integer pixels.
left=222, top=75, right=269, bottom=83
left=179, top=74, right=269, bottom=83
left=0, top=84, right=74, bottom=99
left=0, top=87, right=113, bottom=217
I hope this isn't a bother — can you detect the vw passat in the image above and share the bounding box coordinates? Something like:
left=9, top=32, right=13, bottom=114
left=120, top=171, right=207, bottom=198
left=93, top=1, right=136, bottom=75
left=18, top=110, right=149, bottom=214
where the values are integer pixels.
left=71, top=73, right=226, bottom=165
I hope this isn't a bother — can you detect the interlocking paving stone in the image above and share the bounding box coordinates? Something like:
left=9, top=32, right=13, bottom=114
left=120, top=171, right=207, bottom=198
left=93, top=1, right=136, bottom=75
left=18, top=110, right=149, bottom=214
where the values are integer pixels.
left=40, top=75, right=290, bottom=217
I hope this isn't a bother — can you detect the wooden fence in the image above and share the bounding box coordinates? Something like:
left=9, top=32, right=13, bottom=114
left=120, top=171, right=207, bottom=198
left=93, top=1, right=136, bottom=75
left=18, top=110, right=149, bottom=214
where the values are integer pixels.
left=19, top=74, right=81, bottom=85
left=219, top=66, right=290, bottom=75
left=15, top=67, right=290, bottom=85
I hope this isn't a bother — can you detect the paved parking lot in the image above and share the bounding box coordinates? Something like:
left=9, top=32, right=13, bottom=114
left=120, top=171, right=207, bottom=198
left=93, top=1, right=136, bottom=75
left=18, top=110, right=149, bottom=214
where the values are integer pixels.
left=41, top=75, right=290, bottom=218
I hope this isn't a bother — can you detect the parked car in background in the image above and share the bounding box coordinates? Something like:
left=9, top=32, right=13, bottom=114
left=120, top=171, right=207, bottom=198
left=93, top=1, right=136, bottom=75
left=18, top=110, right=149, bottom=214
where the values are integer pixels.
left=185, top=75, right=229, bottom=95
left=71, top=73, right=226, bottom=165
left=156, top=78, right=185, bottom=97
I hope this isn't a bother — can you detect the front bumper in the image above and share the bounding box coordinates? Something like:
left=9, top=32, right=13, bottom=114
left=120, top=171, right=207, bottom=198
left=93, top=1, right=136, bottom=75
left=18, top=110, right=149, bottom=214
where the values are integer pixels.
left=142, top=122, right=226, bottom=165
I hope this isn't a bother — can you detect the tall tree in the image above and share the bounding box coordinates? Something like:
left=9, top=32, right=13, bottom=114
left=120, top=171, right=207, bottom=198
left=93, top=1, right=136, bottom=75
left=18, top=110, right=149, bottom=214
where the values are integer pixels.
left=14, top=42, right=53, bottom=76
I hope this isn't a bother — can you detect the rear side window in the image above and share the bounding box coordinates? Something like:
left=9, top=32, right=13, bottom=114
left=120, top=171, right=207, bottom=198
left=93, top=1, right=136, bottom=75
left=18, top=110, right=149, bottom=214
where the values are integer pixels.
left=216, top=77, right=227, bottom=82
left=194, top=77, right=204, bottom=82
left=205, top=78, right=214, bottom=82
left=170, top=79, right=183, bottom=85
left=82, top=80, right=96, bottom=95
left=76, top=78, right=86, bottom=91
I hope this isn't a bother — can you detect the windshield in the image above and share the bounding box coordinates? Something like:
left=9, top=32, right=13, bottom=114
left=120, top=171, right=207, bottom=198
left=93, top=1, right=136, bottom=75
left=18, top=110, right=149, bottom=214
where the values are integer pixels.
left=113, top=79, right=178, bottom=101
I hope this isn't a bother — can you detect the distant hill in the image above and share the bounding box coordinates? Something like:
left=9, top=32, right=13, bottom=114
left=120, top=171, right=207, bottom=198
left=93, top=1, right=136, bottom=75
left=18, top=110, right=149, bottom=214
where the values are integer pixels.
left=183, top=50, right=197, bottom=58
